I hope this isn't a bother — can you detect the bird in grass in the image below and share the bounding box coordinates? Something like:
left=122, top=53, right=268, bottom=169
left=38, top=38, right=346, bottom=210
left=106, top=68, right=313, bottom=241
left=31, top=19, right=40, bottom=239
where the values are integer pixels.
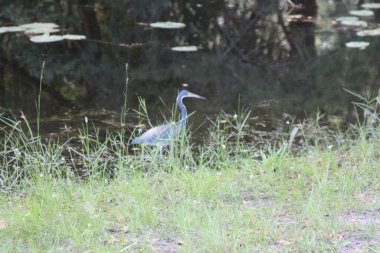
left=131, top=90, right=205, bottom=146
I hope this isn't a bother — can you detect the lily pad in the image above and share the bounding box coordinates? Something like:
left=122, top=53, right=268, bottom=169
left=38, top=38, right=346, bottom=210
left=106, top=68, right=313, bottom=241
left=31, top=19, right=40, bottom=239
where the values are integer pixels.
left=19, top=22, right=59, bottom=29
left=361, top=3, right=380, bottom=9
left=171, top=46, right=198, bottom=52
left=150, top=22, right=186, bottom=29
left=340, top=20, right=367, bottom=27
left=349, top=10, right=374, bottom=17
left=0, top=26, right=26, bottom=33
left=25, top=28, right=60, bottom=35
left=357, top=28, right=380, bottom=37
left=345, top=41, right=370, bottom=49
left=336, top=16, right=359, bottom=22
left=63, top=34, right=86, bottom=40
left=30, top=33, right=64, bottom=43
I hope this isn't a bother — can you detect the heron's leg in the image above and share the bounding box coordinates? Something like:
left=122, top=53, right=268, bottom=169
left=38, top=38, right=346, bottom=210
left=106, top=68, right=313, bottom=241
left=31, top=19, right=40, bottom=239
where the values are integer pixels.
left=141, top=146, right=145, bottom=165
left=158, top=145, right=164, bottom=164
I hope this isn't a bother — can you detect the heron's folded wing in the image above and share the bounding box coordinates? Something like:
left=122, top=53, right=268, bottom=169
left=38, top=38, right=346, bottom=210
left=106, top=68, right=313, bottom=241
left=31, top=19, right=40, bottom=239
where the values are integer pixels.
left=132, top=123, right=178, bottom=145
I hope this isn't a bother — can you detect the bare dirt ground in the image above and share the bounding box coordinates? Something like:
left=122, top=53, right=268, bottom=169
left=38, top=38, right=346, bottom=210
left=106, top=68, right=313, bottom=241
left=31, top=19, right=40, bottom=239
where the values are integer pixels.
left=105, top=192, right=380, bottom=252
left=337, top=209, right=380, bottom=253
left=337, top=191, right=380, bottom=253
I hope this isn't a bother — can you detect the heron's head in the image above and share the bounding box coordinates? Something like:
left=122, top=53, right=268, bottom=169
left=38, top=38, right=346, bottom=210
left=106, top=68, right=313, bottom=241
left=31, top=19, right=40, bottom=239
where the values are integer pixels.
left=178, top=90, right=206, bottom=101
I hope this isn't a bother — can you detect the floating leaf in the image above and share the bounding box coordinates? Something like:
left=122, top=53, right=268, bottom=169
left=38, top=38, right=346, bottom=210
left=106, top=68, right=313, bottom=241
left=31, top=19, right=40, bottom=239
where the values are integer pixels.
left=171, top=46, right=198, bottom=52
left=340, top=20, right=367, bottom=27
left=5, top=26, right=25, bottom=32
left=150, top=22, right=186, bottom=29
left=25, top=28, right=60, bottom=35
left=0, top=23, right=60, bottom=35
left=0, top=26, right=26, bottom=33
left=349, top=10, right=374, bottom=17
left=63, top=34, right=86, bottom=40
left=357, top=28, right=380, bottom=37
left=19, top=22, right=59, bottom=29
left=336, top=16, right=359, bottom=22
left=345, top=41, right=370, bottom=49
left=30, top=33, right=64, bottom=43
left=361, top=3, right=380, bottom=9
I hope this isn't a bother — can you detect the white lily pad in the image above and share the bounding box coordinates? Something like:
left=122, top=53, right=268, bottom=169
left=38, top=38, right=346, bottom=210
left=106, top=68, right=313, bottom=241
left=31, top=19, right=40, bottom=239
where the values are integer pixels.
left=345, top=41, right=370, bottom=49
left=30, top=33, right=64, bottom=43
left=340, top=20, right=367, bottom=27
left=19, top=22, right=59, bottom=29
left=361, top=3, right=380, bottom=9
left=150, top=22, right=186, bottom=29
left=349, top=10, right=374, bottom=17
left=0, top=26, right=26, bottom=33
left=336, top=16, right=359, bottom=22
left=5, top=26, right=26, bottom=32
left=63, top=34, right=86, bottom=40
left=25, top=28, right=60, bottom=35
left=357, top=28, right=380, bottom=37
left=171, top=46, right=198, bottom=52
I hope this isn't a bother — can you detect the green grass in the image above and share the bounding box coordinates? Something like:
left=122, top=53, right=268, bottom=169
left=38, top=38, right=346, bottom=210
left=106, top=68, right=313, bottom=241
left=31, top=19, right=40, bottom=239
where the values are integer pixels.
left=0, top=102, right=380, bottom=252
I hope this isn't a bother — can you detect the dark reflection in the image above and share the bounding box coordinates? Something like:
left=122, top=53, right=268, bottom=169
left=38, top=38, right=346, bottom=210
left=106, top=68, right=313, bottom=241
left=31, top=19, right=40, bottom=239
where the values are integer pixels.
left=0, top=0, right=379, bottom=137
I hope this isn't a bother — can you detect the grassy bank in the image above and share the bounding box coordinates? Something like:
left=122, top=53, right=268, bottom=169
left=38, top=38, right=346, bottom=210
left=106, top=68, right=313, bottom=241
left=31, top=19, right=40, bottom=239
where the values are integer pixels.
left=0, top=110, right=379, bottom=252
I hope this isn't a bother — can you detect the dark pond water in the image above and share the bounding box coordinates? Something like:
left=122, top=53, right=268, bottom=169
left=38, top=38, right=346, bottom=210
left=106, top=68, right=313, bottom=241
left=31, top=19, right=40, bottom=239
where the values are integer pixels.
left=0, top=1, right=379, bottom=141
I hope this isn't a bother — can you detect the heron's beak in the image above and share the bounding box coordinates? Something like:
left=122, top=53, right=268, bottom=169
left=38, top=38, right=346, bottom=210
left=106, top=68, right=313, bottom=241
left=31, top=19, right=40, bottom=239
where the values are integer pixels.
left=188, top=92, right=206, bottom=100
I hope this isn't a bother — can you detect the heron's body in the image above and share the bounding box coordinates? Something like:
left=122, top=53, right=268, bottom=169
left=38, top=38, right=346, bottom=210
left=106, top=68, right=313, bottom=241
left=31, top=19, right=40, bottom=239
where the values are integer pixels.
left=131, top=123, right=178, bottom=146
left=131, top=90, right=205, bottom=146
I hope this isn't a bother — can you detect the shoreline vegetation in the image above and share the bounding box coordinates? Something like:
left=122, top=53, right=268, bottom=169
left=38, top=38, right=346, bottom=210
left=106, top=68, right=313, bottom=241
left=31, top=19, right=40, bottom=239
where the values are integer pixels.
left=1, top=1, right=380, bottom=251
left=1, top=62, right=379, bottom=251
left=0, top=95, right=379, bottom=252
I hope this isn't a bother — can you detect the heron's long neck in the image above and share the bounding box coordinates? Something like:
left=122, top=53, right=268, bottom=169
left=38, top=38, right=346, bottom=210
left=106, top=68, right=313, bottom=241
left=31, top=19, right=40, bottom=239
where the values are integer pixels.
left=178, top=97, right=187, bottom=128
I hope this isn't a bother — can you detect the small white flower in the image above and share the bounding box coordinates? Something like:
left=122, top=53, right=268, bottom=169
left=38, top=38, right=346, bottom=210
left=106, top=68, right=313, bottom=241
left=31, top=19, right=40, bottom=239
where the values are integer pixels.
left=233, top=114, right=238, bottom=120
left=328, top=145, right=333, bottom=150
left=39, top=173, right=44, bottom=177
left=286, top=121, right=290, bottom=125
left=84, top=116, right=88, bottom=124
left=221, top=144, right=226, bottom=149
